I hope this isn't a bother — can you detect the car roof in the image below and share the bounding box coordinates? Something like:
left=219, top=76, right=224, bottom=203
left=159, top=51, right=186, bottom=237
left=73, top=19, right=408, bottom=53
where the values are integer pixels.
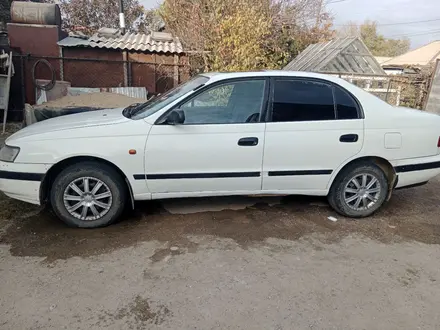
left=201, top=70, right=347, bottom=85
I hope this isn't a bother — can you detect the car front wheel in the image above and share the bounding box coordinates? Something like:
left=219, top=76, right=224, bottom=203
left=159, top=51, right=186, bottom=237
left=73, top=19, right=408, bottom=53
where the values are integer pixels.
left=50, top=162, right=127, bottom=228
left=328, top=162, right=389, bottom=218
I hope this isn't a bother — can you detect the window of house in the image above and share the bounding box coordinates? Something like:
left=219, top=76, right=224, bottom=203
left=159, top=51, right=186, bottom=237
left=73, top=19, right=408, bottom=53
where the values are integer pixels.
left=271, top=80, right=335, bottom=122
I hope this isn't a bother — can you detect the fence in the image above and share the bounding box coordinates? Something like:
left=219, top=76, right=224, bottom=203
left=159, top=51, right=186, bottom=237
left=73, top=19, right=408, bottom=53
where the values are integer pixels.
left=13, top=54, right=191, bottom=108
left=5, top=54, right=435, bottom=123
left=327, top=71, right=432, bottom=110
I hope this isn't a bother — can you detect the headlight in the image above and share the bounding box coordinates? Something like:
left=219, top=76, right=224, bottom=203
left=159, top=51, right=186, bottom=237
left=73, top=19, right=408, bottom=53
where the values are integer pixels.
left=0, top=145, right=20, bottom=162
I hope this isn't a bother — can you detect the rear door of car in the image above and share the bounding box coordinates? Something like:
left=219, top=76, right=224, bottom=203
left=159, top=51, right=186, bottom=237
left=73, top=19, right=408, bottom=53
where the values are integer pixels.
left=262, top=77, right=364, bottom=193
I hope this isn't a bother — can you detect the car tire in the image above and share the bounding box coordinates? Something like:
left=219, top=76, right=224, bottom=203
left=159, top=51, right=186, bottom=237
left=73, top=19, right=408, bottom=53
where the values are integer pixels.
left=50, top=161, right=127, bottom=228
left=328, top=162, right=389, bottom=218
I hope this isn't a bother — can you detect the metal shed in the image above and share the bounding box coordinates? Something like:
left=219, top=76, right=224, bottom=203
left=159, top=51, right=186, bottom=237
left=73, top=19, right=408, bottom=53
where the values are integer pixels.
left=284, top=37, right=385, bottom=75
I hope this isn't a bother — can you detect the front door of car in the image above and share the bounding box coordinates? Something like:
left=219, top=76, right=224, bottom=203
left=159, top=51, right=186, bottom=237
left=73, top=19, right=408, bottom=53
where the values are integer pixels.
left=144, top=78, right=269, bottom=197
left=262, top=77, right=364, bottom=193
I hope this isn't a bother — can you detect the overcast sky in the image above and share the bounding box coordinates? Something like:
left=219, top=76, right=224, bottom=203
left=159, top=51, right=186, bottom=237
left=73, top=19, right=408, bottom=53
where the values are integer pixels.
left=140, top=0, right=440, bottom=49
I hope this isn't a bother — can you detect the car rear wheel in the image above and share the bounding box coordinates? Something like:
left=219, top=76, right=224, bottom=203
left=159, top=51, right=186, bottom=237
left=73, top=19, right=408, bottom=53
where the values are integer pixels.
left=50, top=162, right=127, bottom=228
left=328, top=162, right=389, bottom=218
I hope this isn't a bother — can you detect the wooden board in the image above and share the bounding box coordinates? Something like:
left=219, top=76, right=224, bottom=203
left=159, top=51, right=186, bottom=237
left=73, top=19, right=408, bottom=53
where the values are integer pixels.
left=1, top=52, right=12, bottom=134
left=425, top=59, right=440, bottom=114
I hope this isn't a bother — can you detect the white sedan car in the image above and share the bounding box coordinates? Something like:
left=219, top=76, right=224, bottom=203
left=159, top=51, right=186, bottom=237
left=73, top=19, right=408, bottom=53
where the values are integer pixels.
left=1, top=71, right=440, bottom=228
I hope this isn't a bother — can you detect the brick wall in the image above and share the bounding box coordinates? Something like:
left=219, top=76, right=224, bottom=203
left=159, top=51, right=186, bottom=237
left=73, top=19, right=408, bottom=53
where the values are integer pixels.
left=8, top=23, right=65, bottom=105
left=62, top=48, right=124, bottom=88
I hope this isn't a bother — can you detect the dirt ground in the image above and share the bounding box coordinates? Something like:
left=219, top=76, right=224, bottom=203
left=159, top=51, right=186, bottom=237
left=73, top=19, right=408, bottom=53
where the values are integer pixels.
left=1, top=176, right=440, bottom=329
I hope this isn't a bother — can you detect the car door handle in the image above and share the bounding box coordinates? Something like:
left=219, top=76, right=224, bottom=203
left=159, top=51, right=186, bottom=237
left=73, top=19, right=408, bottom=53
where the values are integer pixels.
left=238, top=137, right=259, bottom=146
left=340, top=134, right=359, bottom=143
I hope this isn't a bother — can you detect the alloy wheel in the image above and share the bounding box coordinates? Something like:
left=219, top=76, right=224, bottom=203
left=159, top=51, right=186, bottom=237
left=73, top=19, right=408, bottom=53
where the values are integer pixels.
left=63, top=177, right=113, bottom=221
left=343, top=173, right=382, bottom=211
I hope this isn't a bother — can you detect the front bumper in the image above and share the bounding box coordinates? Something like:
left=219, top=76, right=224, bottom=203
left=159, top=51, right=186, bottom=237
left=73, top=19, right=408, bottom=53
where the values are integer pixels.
left=0, top=161, right=51, bottom=205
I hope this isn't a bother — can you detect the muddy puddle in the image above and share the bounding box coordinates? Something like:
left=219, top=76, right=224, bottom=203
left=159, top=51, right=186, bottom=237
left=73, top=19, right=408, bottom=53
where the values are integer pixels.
left=1, top=181, right=440, bottom=262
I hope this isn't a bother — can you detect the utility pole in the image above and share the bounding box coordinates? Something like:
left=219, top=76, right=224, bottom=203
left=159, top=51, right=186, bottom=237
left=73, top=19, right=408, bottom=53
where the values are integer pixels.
left=118, top=0, right=126, bottom=35
left=315, top=0, right=324, bottom=28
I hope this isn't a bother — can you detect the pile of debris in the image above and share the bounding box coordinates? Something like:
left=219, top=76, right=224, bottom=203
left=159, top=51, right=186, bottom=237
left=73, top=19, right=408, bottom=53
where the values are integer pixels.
left=27, top=92, right=147, bottom=124
left=34, top=92, right=146, bottom=110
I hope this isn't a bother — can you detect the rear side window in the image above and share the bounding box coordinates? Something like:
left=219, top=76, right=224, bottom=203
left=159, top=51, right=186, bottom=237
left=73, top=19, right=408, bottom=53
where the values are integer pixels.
left=334, top=85, right=360, bottom=120
left=272, top=80, right=335, bottom=122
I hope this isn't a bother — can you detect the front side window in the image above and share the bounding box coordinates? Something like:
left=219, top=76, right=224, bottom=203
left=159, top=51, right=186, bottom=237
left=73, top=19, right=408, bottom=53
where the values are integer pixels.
left=130, top=75, right=209, bottom=120
left=272, top=80, right=335, bottom=122
left=178, top=80, right=266, bottom=124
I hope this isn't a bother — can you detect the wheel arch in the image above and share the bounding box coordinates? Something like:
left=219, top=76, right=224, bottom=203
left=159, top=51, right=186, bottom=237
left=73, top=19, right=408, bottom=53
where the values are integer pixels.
left=328, top=156, right=397, bottom=200
left=40, top=156, right=135, bottom=208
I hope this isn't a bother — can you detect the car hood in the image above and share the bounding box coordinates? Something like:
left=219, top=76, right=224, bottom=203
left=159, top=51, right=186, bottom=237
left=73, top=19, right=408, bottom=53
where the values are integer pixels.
left=7, top=108, right=130, bottom=142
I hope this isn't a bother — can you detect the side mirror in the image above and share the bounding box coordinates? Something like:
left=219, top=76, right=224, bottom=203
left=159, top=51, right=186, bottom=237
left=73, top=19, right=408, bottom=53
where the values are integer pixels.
left=165, top=109, right=185, bottom=125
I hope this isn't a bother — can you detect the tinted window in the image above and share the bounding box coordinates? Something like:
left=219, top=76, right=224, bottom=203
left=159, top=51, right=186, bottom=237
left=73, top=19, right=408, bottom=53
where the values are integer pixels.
left=272, top=80, right=335, bottom=122
left=334, top=86, right=359, bottom=120
left=179, top=80, right=266, bottom=124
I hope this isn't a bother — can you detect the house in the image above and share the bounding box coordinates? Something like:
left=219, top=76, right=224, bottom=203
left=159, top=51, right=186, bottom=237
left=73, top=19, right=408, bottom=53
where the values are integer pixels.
left=375, top=56, right=393, bottom=65
left=58, top=28, right=186, bottom=94
left=382, top=41, right=440, bottom=67
left=5, top=0, right=188, bottom=110
left=378, top=41, right=440, bottom=75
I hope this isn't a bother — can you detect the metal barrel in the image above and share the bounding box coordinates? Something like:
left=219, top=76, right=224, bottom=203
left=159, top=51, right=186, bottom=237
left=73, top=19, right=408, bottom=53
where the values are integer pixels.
left=11, top=1, right=61, bottom=26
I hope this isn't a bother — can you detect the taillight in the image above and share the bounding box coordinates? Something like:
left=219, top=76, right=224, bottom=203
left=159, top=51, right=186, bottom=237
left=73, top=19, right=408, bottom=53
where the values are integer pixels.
left=437, top=137, right=440, bottom=148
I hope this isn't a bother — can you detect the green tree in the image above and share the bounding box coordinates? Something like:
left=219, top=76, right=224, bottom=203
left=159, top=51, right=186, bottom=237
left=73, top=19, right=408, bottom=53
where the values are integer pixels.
left=59, top=0, right=147, bottom=34
left=160, top=0, right=334, bottom=71
left=339, top=20, right=410, bottom=57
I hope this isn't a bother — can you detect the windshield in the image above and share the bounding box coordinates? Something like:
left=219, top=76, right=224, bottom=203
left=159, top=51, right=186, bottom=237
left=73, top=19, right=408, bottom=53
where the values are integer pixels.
left=130, top=75, right=210, bottom=120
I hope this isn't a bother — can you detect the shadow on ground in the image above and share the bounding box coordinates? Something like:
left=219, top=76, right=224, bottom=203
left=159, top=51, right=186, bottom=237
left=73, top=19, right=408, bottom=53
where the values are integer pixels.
left=1, top=180, right=440, bottom=262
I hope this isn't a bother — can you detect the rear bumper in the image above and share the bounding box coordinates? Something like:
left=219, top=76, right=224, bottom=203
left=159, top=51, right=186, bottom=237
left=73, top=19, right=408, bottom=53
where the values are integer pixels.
left=0, top=162, right=50, bottom=205
left=392, top=155, right=440, bottom=189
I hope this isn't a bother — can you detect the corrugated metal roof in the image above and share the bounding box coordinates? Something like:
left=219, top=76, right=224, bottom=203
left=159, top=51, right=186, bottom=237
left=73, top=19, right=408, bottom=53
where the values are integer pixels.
left=284, top=37, right=385, bottom=75
left=382, top=41, right=440, bottom=67
left=375, top=56, right=393, bottom=64
left=58, top=31, right=183, bottom=54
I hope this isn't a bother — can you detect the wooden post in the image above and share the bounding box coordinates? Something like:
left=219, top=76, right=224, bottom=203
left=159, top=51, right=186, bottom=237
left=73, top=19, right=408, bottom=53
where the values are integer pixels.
left=59, top=46, right=64, bottom=81
left=385, top=79, right=392, bottom=102
left=365, top=79, right=371, bottom=91
left=2, top=52, right=13, bottom=134
left=173, top=54, right=179, bottom=87
left=396, top=85, right=402, bottom=106
left=122, top=51, right=128, bottom=87
left=424, top=59, right=440, bottom=110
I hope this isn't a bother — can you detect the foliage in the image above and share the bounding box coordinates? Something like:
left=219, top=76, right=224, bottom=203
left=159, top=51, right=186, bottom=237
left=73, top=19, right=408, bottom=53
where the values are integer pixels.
left=59, top=0, right=147, bottom=34
left=1, top=0, right=149, bottom=34
left=160, top=0, right=334, bottom=71
left=143, top=8, right=165, bottom=32
left=0, top=0, right=13, bottom=25
left=211, top=1, right=273, bottom=71
left=338, top=20, right=410, bottom=57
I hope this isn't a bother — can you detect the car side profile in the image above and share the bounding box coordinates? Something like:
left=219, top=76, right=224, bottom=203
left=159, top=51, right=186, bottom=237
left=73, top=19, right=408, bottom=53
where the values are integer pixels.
left=1, top=71, right=440, bottom=228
